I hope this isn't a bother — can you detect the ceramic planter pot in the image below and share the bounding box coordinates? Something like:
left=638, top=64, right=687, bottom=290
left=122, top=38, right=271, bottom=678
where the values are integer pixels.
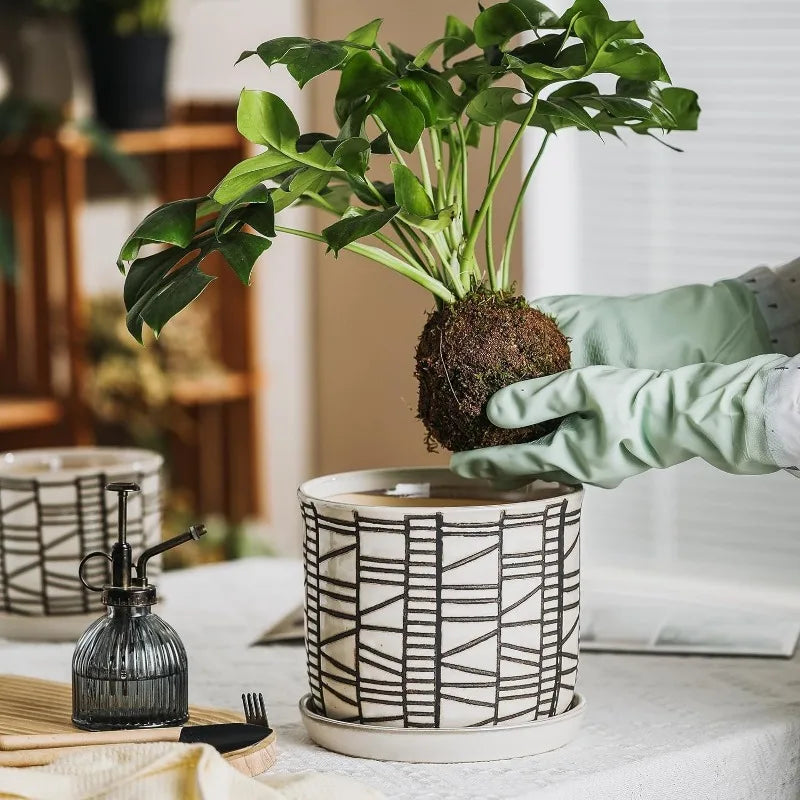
left=298, top=467, right=582, bottom=729
left=0, top=448, right=162, bottom=641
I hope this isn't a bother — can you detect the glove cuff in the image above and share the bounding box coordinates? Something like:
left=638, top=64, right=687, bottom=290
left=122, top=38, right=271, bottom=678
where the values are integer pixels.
left=764, top=353, right=800, bottom=473
left=738, top=258, right=800, bottom=355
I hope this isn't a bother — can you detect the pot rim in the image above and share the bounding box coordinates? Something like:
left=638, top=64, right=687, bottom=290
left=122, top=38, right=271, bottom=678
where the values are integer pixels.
left=298, top=465, right=582, bottom=512
left=0, top=447, right=163, bottom=482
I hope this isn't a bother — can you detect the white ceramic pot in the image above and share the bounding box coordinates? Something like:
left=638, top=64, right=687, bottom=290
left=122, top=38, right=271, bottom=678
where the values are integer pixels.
left=298, top=467, right=582, bottom=729
left=0, top=447, right=162, bottom=641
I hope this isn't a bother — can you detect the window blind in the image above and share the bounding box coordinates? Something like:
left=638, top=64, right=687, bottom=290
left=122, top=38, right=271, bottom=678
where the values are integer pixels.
left=523, top=0, right=800, bottom=591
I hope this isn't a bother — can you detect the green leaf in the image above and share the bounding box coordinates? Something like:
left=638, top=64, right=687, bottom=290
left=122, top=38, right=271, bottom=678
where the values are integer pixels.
left=237, top=90, right=300, bottom=151
left=464, top=119, right=482, bottom=147
left=474, top=1, right=558, bottom=48
left=118, top=198, right=200, bottom=266
left=558, top=0, right=609, bottom=26
left=236, top=90, right=343, bottom=172
left=508, top=0, right=560, bottom=26
left=569, top=16, right=668, bottom=80
left=285, top=42, right=349, bottom=87
left=372, top=89, right=425, bottom=152
left=215, top=184, right=272, bottom=236
left=412, top=37, right=460, bottom=68
left=217, top=231, right=272, bottom=284
left=300, top=183, right=353, bottom=214
left=250, top=37, right=348, bottom=87
left=466, top=87, right=529, bottom=125
left=474, top=4, right=531, bottom=48
left=505, top=49, right=586, bottom=82
left=140, top=261, right=216, bottom=337
left=337, top=51, right=395, bottom=101
left=212, top=150, right=298, bottom=204
left=330, top=137, right=371, bottom=175
left=578, top=94, right=650, bottom=121
left=591, top=42, right=666, bottom=81
left=345, top=18, right=383, bottom=48
left=214, top=185, right=276, bottom=241
left=574, top=16, right=642, bottom=53
left=388, top=43, right=415, bottom=74
left=391, top=163, right=434, bottom=217
left=370, top=131, right=392, bottom=154
left=632, top=87, right=700, bottom=133
left=443, top=15, right=475, bottom=63
left=397, top=73, right=462, bottom=126
left=536, top=97, right=600, bottom=133
left=322, top=205, right=400, bottom=254
left=123, top=246, right=186, bottom=312
left=272, top=168, right=331, bottom=212
left=506, top=32, right=568, bottom=68
left=242, top=36, right=307, bottom=66
left=400, top=203, right=459, bottom=234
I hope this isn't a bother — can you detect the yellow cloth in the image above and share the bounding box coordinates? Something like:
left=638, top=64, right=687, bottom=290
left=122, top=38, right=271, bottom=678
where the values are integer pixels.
left=0, top=742, right=384, bottom=800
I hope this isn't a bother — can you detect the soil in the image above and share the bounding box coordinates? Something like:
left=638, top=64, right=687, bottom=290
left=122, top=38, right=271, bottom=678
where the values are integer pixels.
left=415, top=291, right=571, bottom=452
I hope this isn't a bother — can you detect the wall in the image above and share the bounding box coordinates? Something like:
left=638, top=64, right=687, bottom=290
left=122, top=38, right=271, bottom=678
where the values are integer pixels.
left=310, top=0, right=525, bottom=476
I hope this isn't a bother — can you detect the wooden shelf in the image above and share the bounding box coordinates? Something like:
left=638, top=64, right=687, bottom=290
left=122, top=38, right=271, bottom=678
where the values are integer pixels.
left=113, top=124, right=243, bottom=156
left=2, top=122, right=242, bottom=160
left=0, top=398, right=63, bottom=431
left=170, top=372, right=259, bottom=406
left=0, top=102, right=263, bottom=521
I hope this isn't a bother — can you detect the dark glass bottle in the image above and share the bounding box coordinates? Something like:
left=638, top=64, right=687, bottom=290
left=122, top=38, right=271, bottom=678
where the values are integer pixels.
left=72, top=482, right=205, bottom=730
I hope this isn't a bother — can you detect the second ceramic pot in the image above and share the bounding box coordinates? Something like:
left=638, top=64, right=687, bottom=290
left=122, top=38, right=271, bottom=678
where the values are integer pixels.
left=0, top=447, right=162, bottom=641
left=298, top=467, right=582, bottom=729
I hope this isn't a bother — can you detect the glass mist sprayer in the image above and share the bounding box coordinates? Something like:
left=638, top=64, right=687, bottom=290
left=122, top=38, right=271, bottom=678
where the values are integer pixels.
left=72, top=482, right=206, bottom=731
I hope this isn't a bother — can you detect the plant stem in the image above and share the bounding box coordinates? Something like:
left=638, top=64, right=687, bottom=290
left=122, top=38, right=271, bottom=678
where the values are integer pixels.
left=275, top=225, right=455, bottom=303
left=485, top=126, right=501, bottom=292
left=430, top=130, right=456, bottom=251
left=417, top=138, right=434, bottom=200
left=455, top=120, right=470, bottom=239
left=500, top=132, right=550, bottom=289
left=391, top=221, right=434, bottom=274
left=460, top=94, right=540, bottom=277
left=374, top=232, right=423, bottom=266
left=358, top=174, right=429, bottom=272
left=429, top=129, right=445, bottom=208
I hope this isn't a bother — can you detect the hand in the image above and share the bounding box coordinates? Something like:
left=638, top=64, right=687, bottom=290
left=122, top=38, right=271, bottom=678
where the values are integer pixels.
left=451, top=354, right=789, bottom=489
left=535, top=280, right=772, bottom=370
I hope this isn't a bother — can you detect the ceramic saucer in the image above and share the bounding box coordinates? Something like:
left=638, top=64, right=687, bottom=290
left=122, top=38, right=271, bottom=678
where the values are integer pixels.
left=299, top=692, right=585, bottom=763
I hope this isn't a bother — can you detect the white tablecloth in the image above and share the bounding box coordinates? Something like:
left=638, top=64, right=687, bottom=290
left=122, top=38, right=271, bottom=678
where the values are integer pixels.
left=3, top=557, right=800, bottom=800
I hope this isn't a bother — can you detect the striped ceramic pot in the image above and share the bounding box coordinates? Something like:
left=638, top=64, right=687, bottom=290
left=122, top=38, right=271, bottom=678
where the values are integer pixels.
left=0, top=448, right=162, bottom=641
left=298, top=467, right=582, bottom=729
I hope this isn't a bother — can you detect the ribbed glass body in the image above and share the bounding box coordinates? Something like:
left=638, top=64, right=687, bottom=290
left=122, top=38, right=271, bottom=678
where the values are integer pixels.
left=72, top=605, right=188, bottom=730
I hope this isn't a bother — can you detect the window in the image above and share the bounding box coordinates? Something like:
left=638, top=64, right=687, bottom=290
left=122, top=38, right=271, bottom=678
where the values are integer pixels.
left=523, top=0, right=800, bottom=590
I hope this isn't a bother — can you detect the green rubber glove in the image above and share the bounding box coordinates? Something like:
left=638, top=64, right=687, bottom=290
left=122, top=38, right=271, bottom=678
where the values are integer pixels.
left=450, top=354, right=789, bottom=489
left=535, top=280, right=773, bottom=370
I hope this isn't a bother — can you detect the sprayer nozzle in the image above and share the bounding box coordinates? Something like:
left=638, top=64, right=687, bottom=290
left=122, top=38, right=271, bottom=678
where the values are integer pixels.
left=189, top=524, right=207, bottom=541
left=106, top=482, right=141, bottom=494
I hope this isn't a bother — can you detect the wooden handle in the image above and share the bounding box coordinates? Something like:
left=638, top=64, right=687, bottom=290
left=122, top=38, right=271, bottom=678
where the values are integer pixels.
left=0, top=727, right=183, bottom=751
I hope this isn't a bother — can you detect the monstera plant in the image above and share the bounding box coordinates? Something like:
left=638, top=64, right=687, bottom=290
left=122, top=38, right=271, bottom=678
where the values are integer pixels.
left=117, top=0, right=699, bottom=452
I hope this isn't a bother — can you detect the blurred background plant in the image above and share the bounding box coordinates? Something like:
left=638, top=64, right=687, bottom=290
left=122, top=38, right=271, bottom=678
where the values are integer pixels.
left=27, top=0, right=169, bottom=35
left=86, top=294, right=273, bottom=565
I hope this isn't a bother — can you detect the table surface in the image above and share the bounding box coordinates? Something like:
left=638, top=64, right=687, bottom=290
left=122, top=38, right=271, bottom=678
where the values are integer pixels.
left=3, top=557, right=800, bottom=800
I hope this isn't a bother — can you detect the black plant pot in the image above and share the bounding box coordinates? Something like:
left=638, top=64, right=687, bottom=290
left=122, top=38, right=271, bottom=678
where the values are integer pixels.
left=81, top=26, right=170, bottom=130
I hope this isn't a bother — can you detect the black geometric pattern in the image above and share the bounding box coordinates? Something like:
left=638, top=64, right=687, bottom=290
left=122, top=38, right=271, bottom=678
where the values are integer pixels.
left=0, top=468, right=161, bottom=616
left=302, top=496, right=580, bottom=728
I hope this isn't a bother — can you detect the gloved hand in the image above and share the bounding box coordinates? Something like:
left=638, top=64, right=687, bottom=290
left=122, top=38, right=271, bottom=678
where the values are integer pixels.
left=451, top=354, right=791, bottom=489
left=534, top=280, right=773, bottom=370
